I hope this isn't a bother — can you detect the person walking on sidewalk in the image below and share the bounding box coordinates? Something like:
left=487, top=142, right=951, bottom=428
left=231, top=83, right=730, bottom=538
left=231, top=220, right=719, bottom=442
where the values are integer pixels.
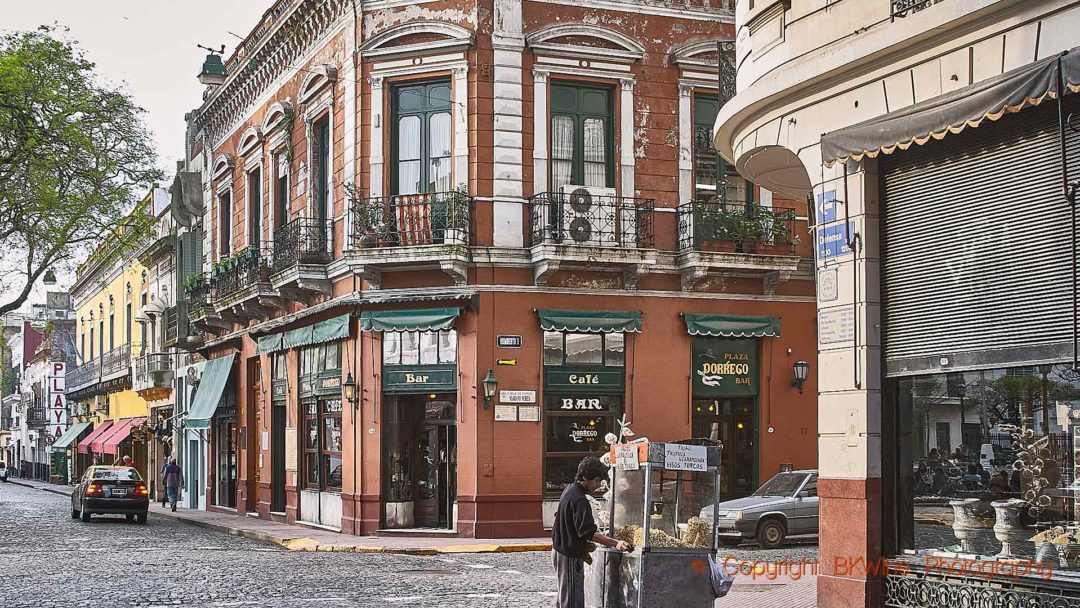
left=159, top=460, right=169, bottom=508
left=163, top=457, right=183, bottom=512
left=551, top=457, right=630, bottom=608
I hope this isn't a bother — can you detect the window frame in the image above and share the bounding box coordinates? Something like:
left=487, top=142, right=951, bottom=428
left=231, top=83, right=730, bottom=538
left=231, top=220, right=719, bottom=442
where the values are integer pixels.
left=218, top=188, right=233, bottom=258
left=692, top=93, right=753, bottom=206
left=549, top=82, right=615, bottom=190
left=247, top=166, right=262, bottom=246
left=389, top=79, right=454, bottom=196
left=312, top=114, right=331, bottom=225
left=273, top=150, right=289, bottom=232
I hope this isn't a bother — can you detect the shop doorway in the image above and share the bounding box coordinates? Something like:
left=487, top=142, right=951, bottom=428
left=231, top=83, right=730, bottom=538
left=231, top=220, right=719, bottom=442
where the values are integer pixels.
left=382, top=394, right=457, bottom=530
left=271, top=402, right=286, bottom=513
left=692, top=398, right=756, bottom=500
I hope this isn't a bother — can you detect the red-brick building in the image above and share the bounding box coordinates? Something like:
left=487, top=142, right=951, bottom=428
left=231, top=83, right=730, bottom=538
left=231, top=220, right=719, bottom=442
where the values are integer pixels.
left=175, top=0, right=817, bottom=538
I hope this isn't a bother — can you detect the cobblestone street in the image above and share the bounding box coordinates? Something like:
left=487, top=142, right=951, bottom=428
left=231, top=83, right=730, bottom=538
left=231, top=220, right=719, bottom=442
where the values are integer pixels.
left=0, top=482, right=817, bottom=607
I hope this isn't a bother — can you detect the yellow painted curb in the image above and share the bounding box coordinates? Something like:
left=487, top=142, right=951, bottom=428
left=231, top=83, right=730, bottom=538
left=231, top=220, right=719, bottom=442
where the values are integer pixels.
left=495, top=543, right=552, bottom=553
left=438, top=544, right=501, bottom=554
left=279, top=537, right=320, bottom=551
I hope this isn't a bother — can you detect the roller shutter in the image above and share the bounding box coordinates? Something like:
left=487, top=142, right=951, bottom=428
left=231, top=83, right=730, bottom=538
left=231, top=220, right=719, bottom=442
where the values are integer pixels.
left=880, top=97, right=1080, bottom=376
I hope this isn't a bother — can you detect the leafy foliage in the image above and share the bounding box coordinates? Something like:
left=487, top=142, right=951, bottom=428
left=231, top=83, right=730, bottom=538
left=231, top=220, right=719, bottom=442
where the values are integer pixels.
left=0, top=27, right=161, bottom=315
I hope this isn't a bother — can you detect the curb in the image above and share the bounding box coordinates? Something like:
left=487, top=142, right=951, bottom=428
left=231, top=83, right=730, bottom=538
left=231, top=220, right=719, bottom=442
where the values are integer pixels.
left=10, top=480, right=553, bottom=556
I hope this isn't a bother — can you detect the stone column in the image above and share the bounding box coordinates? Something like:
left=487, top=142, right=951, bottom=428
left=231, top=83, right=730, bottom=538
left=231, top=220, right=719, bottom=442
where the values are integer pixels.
left=492, top=0, right=525, bottom=247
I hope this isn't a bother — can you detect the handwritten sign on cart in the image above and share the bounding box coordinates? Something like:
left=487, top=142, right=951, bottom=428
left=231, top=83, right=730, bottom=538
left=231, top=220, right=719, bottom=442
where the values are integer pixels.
left=664, top=443, right=707, bottom=471
left=614, top=444, right=640, bottom=471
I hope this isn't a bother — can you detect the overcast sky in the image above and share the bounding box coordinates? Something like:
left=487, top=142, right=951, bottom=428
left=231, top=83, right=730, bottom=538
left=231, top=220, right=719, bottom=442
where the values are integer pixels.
left=4, top=1, right=270, bottom=174
left=2, top=2, right=270, bottom=309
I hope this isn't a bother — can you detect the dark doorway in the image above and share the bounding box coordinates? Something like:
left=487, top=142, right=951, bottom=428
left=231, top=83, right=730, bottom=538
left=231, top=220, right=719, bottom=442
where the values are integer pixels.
left=271, top=402, right=286, bottom=512
left=382, top=394, right=457, bottom=529
left=692, top=398, right=756, bottom=500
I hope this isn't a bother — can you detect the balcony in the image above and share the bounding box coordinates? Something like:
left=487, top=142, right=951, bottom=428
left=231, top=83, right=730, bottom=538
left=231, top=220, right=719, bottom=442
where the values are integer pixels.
left=133, top=353, right=174, bottom=401
left=270, top=219, right=331, bottom=302
left=528, top=192, right=657, bottom=288
left=66, top=361, right=99, bottom=395
left=25, top=407, right=47, bottom=428
left=69, top=345, right=133, bottom=401
left=676, top=201, right=803, bottom=292
left=185, top=274, right=226, bottom=336
left=346, top=191, right=473, bottom=288
left=212, top=243, right=283, bottom=322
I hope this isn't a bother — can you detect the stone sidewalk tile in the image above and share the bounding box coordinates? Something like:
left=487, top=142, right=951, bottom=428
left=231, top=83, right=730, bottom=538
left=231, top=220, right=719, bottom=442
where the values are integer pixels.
left=725, top=574, right=818, bottom=608
left=6, top=478, right=551, bottom=555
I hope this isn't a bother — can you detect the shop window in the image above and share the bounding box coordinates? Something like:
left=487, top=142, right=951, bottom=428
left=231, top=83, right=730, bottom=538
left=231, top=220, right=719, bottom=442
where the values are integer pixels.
left=383, top=330, right=457, bottom=365
left=550, top=83, right=613, bottom=191
left=391, top=81, right=452, bottom=195
left=298, top=343, right=342, bottom=492
left=543, top=394, right=622, bottom=496
left=543, top=332, right=624, bottom=367
left=888, top=366, right=1080, bottom=576
left=272, top=352, right=286, bottom=380
left=693, top=94, right=750, bottom=205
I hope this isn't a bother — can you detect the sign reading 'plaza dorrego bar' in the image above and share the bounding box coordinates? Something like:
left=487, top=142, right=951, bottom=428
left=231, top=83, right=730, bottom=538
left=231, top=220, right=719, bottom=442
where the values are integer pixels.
left=692, top=338, right=759, bottom=396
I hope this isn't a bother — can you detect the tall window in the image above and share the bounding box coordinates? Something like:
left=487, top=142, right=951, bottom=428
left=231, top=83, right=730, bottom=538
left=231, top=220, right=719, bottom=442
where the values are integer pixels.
left=140, top=293, right=147, bottom=354
left=391, top=81, right=453, bottom=195
left=125, top=303, right=132, bottom=354
left=81, top=332, right=86, bottom=362
left=85, top=331, right=90, bottom=361
left=550, top=84, right=613, bottom=191
left=299, top=343, right=342, bottom=492
left=219, top=190, right=232, bottom=257
left=693, top=94, right=750, bottom=205
left=313, top=115, right=330, bottom=224
left=248, top=168, right=262, bottom=245
left=274, top=152, right=289, bottom=231
left=108, top=315, right=114, bottom=351
left=98, top=320, right=103, bottom=358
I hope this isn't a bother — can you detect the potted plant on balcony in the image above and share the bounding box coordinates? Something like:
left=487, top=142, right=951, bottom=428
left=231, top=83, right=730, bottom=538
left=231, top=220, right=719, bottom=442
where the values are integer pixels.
left=344, top=183, right=387, bottom=248
left=442, top=184, right=470, bottom=246
left=696, top=202, right=739, bottom=252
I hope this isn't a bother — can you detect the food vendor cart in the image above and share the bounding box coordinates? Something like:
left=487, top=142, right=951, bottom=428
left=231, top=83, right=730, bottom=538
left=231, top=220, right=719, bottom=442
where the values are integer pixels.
left=586, top=441, right=724, bottom=608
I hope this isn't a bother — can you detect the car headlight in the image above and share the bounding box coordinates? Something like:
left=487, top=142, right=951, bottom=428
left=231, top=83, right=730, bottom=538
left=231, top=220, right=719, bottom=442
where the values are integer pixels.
left=729, top=511, right=744, bottom=521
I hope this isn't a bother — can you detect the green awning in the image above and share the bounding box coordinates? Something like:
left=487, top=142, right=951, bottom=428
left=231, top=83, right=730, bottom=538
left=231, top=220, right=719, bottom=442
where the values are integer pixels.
left=312, top=314, right=351, bottom=343
left=257, top=333, right=283, bottom=354
left=186, top=354, right=236, bottom=430
left=283, top=326, right=314, bottom=349
left=683, top=313, right=780, bottom=338
left=360, top=308, right=460, bottom=332
left=51, top=422, right=92, bottom=450
left=536, top=309, right=643, bottom=333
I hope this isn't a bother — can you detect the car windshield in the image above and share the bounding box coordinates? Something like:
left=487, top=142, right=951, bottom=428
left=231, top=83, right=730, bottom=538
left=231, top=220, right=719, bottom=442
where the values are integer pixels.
left=752, top=472, right=807, bottom=497
left=92, top=467, right=141, bottom=481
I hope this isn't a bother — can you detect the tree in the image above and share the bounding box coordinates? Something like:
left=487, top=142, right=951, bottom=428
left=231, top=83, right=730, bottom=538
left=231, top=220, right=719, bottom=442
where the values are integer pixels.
left=0, top=26, right=161, bottom=316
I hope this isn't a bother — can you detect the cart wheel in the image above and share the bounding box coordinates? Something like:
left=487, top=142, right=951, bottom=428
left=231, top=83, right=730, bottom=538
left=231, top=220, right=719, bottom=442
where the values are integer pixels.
left=71, top=507, right=80, bottom=519
left=756, top=519, right=786, bottom=549
left=719, top=538, right=742, bottom=548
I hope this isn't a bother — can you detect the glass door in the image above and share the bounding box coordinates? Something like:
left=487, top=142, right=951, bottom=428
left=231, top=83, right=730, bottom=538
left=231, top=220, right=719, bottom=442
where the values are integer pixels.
left=414, top=424, right=456, bottom=529
left=271, top=402, right=286, bottom=512
left=692, top=398, right=756, bottom=500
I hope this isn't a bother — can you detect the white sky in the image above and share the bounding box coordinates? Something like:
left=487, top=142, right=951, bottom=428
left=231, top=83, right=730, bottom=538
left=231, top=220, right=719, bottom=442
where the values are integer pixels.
left=2, top=1, right=271, bottom=308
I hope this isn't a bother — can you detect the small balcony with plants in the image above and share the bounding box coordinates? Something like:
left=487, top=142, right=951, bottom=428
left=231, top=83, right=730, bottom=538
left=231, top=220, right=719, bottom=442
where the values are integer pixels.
left=211, top=243, right=282, bottom=322
left=270, top=218, right=331, bottom=302
left=675, top=200, right=804, bottom=292
left=345, top=185, right=473, bottom=288
left=184, top=273, right=226, bottom=335
left=527, top=189, right=657, bottom=288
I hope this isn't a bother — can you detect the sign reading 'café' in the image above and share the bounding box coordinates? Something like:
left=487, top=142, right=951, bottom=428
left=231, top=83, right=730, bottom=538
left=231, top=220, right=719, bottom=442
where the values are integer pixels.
left=692, top=338, right=759, bottom=397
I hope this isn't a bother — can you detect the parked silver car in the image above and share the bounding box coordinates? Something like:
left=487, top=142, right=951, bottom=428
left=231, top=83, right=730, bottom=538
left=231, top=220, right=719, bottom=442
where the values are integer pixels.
left=699, top=469, right=818, bottom=548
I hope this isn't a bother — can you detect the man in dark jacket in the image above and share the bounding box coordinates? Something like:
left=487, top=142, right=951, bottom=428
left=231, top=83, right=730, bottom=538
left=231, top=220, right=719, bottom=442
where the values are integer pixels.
left=552, top=457, right=629, bottom=608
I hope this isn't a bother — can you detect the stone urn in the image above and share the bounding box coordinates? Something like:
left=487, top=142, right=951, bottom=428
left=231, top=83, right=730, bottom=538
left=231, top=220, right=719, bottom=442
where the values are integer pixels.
left=949, top=498, right=985, bottom=553
left=991, top=499, right=1028, bottom=558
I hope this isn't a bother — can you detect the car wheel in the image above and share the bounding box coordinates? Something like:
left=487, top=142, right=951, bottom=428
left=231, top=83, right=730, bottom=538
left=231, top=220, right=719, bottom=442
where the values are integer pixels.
left=136, top=513, right=147, bottom=525
left=756, top=519, right=786, bottom=549
left=719, top=537, right=742, bottom=548
left=80, top=506, right=92, bottom=523
left=126, top=514, right=136, bottom=522
left=71, top=507, right=80, bottom=519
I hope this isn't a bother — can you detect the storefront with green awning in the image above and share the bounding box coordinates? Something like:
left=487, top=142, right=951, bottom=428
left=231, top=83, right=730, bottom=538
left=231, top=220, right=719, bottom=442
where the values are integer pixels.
left=682, top=313, right=780, bottom=501
left=536, top=309, right=639, bottom=500
left=359, top=307, right=461, bottom=531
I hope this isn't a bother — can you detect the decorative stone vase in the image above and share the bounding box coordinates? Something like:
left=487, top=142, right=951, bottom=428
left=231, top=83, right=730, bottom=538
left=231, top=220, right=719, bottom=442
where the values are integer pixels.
left=991, top=499, right=1028, bottom=558
left=949, top=498, right=984, bottom=553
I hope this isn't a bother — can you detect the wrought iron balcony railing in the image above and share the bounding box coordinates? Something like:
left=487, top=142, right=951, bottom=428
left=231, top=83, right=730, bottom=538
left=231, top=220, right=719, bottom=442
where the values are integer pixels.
left=272, top=219, right=330, bottom=274
left=677, top=201, right=797, bottom=254
left=350, top=191, right=473, bottom=250
left=891, top=0, right=947, bottom=18
left=529, top=192, right=655, bottom=248
left=134, top=353, right=174, bottom=393
left=185, top=274, right=212, bottom=323
left=164, top=306, right=179, bottom=345
left=67, top=361, right=99, bottom=393
left=25, top=407, right=47, bottom=427
left=212, top=243, right=272, bottom=301
left=100, top=344, right=131, bottom=378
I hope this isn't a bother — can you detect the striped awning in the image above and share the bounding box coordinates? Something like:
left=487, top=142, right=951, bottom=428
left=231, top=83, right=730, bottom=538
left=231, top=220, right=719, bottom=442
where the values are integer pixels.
left=822, top=47, right=1080, bottom=165
left=536, top=309, right=643, bottom=333
left=682, top=313, right=780, bottom=338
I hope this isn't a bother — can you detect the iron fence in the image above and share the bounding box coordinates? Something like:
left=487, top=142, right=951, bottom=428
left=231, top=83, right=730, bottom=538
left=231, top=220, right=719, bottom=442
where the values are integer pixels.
left=350, top=191, right=473, bottom=249
left=272, top=219, right=330, bottom=274
left=25, top=407, right=47, bottom=427
left=528, top=192, right=654, bottom=248
left=677, top=201, right=797, bottom=254
left=185, top=274, right=212, bottom=323
left=134, top=353, right=173, bottom=391
left=66, top=361, right=99, bottom=392
left=100, top=344, right=131, bottom=378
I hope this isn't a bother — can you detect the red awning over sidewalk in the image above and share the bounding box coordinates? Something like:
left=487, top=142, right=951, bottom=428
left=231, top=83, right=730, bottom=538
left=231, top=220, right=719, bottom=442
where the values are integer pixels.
left=77, top=420, right=114, bottom=455
left=101, top=417, right=146, bottom=455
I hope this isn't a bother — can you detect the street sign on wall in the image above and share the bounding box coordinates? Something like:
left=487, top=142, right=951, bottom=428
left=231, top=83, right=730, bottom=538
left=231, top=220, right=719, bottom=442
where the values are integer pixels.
left=47, top=362, right=68, bottom=441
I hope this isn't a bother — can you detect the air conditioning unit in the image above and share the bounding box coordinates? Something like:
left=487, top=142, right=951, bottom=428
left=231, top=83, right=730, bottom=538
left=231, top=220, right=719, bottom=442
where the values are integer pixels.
left=557, top=185, right=618, bottom=246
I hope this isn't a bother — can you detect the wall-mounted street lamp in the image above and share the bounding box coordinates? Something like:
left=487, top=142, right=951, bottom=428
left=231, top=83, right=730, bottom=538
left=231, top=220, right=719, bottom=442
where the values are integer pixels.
left=43, top=269, right=57, bottom=286
left=792, top=360, right=810, bottom=395
left=342, top=372, right=358, bottom=410
left=482, top=369, right=498, bottom=410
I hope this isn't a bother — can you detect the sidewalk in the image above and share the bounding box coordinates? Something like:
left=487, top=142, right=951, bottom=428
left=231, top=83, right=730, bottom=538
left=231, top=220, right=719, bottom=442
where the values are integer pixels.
left=6, top=477, right=549, bottom=555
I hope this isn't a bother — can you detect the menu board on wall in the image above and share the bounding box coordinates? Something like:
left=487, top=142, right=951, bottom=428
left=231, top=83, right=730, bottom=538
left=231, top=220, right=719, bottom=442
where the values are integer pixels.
left=284, top=428, right=298, bottom=471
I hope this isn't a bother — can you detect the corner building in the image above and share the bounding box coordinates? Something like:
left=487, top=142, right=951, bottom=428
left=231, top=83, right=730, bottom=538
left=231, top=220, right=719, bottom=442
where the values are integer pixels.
left=714, top=1, right=1080, bottom=606
left=180, top=0, right=817, bottom=538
